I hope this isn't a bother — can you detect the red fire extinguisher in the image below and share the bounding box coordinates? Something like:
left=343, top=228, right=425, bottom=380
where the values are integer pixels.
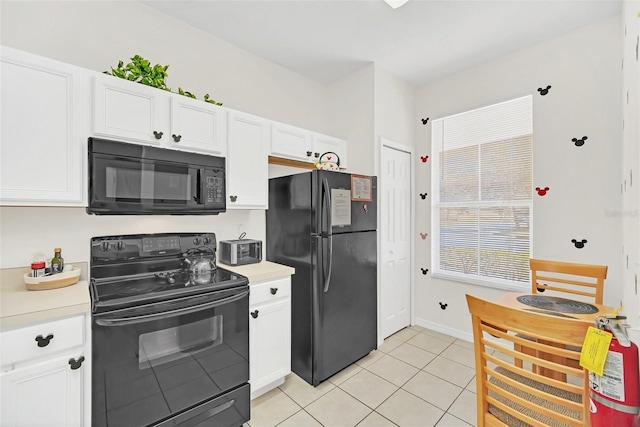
left=589, top=315, right=640, bottom=427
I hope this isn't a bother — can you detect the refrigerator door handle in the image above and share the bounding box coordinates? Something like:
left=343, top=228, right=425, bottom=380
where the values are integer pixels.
left=322, top=177, right=331, bottom=235
left=323, top=235, right=333, bottom=293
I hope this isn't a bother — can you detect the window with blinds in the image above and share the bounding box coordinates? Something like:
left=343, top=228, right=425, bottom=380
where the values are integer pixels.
left=431, top=95, right=532, bottom=290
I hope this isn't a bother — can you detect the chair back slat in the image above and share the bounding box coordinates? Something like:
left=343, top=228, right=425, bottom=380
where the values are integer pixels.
left=530, top=258, right=607, bottom=304
left=467, top=294, right=591, bottom=427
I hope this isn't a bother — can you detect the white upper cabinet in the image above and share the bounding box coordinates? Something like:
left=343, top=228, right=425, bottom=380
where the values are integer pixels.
left=169, top=96, right=227, bottom=155
left=312, top=132, right=348, bottom=169
left=227, top=110, right=270, bottom=209
left=270, top=122, right=314, bottom=163
left=93, top=73, right=168, bottom=146
left=0, top=46, right=87, bottom=206
left=270, top=121, right=348, bottom=169
left=93, top=74, right=227, bottom=156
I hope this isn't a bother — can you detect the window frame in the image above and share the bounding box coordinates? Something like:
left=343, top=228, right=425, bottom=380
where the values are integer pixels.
left=430, top=96, right=533, bottom=291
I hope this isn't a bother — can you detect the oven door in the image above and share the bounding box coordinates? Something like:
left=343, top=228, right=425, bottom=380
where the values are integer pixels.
left=89, top=153, right=205, bottom=215
left=91, top=287, right=249, bottom=427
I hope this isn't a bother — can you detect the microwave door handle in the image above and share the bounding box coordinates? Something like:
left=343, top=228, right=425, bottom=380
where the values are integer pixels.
left=95, top=290, right=248, bottom=327
left=194, top=168, right=203, bottom=204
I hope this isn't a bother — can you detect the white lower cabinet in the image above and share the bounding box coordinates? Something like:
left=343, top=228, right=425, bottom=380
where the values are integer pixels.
left=0, top=314, right=90, bottom=427
left=249, top=277, right=291, bottom=399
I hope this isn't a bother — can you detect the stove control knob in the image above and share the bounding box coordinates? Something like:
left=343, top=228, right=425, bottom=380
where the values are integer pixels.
left=202, top=236, right=211, bottom=245
left=193, top=237, right=202, bottom=245
left=115, top=241, right=125, bottom=251
left=99, top=241, right=111, bottom=252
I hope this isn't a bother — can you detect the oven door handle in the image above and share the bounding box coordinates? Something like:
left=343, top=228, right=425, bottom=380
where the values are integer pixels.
left=95, top=290, right=249, bottom=326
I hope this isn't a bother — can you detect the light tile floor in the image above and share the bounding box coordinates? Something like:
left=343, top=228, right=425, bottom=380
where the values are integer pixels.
left=247, top=326, right=477, bottom=427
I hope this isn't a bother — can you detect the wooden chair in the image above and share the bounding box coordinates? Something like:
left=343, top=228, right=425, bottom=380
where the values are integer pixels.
left=529, top=258, right=607, bottom=303
left=515, top=258, right=608, bottom=371
left=466, top=294, right=591, bottom=427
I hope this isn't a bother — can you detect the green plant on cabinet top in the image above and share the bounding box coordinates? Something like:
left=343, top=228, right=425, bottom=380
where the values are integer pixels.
left=104, top=55, right=223, bottom=106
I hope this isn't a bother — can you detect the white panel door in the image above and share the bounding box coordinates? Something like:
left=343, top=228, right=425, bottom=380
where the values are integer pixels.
left=381, top=145, right=412, bottom=338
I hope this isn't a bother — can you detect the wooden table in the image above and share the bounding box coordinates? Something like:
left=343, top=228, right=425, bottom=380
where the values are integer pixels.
left=495, top=292, right=614, bottom=381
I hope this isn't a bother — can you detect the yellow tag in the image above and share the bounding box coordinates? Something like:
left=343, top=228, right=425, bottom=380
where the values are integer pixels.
left=580, top=327, right=612, bottom=376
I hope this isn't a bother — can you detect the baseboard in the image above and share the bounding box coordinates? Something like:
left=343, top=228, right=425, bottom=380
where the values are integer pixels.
left=412, top=317, right=473, bottom=343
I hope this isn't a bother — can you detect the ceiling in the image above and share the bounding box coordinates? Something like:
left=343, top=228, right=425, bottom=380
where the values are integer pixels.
left=141, top=0, right=621, bottom=87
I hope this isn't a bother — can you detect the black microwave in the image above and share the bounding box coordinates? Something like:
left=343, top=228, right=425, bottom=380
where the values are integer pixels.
left=87, top=138, right=226, bottom=215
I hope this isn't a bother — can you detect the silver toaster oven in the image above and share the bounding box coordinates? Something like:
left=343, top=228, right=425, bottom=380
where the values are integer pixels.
left=218, top=239, right=262, bottom=265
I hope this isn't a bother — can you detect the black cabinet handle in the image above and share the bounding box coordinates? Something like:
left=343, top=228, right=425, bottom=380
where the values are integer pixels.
left=306, top=151, right=312, bottom=157
left=172, top=134, right=182, bottom=142
left=250, top=310, right=259, bottom=319
left=230, top=195, right=238, bottom=202
left=68, top=356, right=85, bottom=370
left=35, top=334, right=53, bottom=347
left=270, top=288, right=278, bottom=295
left=153, top=131, right=163, bottom=139
left=314, top=152, right=320, bottom=158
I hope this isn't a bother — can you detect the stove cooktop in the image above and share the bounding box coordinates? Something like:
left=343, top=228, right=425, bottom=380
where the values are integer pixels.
left=89, top=232, right=248, bottom=313
left=91, top=267, right=247, bottom=313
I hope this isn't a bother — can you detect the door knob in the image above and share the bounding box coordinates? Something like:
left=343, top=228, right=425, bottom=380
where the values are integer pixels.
left=250, top=310, right=259, bottom=319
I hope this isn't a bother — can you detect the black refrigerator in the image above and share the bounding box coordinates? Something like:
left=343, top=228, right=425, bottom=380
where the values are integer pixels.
left=266, top=170, right=377, bottom=386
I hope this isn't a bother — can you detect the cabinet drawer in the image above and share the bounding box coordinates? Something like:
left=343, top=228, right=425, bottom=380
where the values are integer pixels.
left=1, top=315, right=85, bottom=368
left=250, top=277, right=291, bottom=306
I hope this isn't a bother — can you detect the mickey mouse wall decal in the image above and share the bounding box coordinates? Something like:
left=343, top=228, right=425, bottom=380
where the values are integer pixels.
left=571, top=239, right=588, bottom=249
left=421, top=118, right=430, bottom=125
left=439, top=302, right=448, bottom=310
left=419, top=233, right=428, bottom=240
left=535, top=186, right=550, bottom=196
left=572, top=136, right=588, bottom=147
left=537, top=85, right=552, bottom=96
left=420, top=268, right=429, bottom=275
left=419, top=193, right=428, bottom=199
left=420, top=155, right=429, bottom=163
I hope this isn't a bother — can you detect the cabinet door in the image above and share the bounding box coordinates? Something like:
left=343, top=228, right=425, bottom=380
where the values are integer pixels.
left=93, top=73, right=169, bottom=145
left=313, top=133, right=348, bottom=169
left=169, top=96, right=227, bottom=155
left=249, top=298, right=291, bottom=396
left=1, top=353, right=85, bottom=427
left=227, top=110, right=269, bottom=209
left=270, top=122, right=313, bottom=162
left=0, top=47, right=85, bottom=206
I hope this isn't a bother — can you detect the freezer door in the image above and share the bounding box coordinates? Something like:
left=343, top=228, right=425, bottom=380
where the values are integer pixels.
left=311, top=230, right=377, bottom=385
left=312, top=170, right=377, bottom=235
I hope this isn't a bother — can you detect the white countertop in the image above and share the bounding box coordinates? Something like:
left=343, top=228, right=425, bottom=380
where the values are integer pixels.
left=0, top=261, right=294, bottom=330
left=219, top=260, right=295, bottom=283
left=0, top=274, right=91, bottom=330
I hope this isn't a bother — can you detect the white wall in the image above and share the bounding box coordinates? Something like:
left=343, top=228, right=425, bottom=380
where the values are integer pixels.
left=415, top=15, right=623, bottom=339
left=0, top=1, right=336, bottom=269
left=621, top=0, right=640, bottom=331
left=374, top=65, right=417, bottom=151
left=327, top=64, right=376, bottom=176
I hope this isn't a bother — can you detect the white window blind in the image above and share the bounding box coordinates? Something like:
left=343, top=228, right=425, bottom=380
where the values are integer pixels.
left=431, top=95, right=533, bottom=290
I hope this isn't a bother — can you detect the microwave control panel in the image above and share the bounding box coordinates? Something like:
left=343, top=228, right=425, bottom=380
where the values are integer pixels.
left=204, top=169, right=225, bottom=205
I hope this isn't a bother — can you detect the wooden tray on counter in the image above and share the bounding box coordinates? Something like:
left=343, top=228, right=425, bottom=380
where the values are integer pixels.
left=23, top=268, right=81, bottom=291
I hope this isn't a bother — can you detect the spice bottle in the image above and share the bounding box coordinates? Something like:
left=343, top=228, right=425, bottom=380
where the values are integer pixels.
left=31, top=261, right=46, bottom=277
left=51, top=248, right=64, bottom=274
